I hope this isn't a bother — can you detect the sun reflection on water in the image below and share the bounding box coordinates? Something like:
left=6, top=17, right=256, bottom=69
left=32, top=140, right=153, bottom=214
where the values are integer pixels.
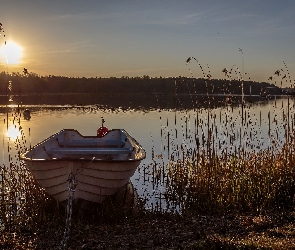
left=6, top=124, right=20, bottom=140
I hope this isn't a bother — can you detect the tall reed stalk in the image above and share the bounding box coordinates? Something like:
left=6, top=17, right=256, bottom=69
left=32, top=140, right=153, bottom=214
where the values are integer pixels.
left=156, top=59, right=295, bottom=215
left=1, top=108, right=49, bottom=235
left=0, top=29, right=49, bottom=235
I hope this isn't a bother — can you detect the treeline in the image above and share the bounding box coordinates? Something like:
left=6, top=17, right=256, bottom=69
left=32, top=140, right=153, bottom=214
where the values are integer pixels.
left=0, top=72, right=281, bottom=95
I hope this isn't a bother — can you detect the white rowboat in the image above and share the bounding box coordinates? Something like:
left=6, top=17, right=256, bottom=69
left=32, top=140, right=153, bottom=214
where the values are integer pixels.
left=21, top=128, right=146, bottom=204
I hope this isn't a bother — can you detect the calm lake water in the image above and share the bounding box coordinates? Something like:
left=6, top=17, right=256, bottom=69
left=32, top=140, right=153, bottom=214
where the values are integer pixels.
left=1, top=94, right=295, bottom=208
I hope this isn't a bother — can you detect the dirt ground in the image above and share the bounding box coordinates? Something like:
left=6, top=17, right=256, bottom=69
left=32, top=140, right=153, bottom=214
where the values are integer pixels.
left=1, top=210, right=295, bottom=249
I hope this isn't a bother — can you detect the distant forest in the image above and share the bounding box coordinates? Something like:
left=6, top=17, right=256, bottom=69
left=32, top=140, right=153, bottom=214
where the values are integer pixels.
left=0, top=71, right=281, bottom=96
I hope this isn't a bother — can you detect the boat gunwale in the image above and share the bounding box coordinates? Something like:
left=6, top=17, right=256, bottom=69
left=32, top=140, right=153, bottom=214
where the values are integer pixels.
left=20, top=128, right=146, bottom=162
left=22, top=158, right=144, bottom=162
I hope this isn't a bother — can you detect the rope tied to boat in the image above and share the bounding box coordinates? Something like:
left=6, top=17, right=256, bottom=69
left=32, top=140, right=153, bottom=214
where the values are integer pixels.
left=68, top=172, right=78, bottom=191
left=60, top=158, right=96, bottom=249
left=61, top=172, right=78, bottom=249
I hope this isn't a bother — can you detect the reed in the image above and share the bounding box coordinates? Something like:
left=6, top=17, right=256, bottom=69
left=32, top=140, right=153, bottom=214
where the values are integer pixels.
left=0, top=25, right=50, bottom=235
left=1, top=111, right=50, bottom=235
left=165, top=139, right=295, bottom=214
left=154, top=59, right=295, bottom=215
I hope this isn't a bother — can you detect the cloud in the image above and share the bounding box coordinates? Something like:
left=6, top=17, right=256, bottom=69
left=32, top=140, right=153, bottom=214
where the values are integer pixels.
left=39, top=40, right=94, bottom=55
left=48, top=11, right=100, bottom=21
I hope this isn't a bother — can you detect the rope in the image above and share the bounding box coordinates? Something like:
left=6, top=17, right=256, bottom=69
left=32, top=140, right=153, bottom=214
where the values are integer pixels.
left=60, top=172, right=77, bottom=249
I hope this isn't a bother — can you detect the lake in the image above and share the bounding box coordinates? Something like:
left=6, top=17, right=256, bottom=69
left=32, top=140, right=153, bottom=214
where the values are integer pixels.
left=1, top=94, right=294, bottom=209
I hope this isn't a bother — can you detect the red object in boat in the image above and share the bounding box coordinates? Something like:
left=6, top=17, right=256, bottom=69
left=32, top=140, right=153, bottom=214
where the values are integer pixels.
left=97, top=126, right=109, bottom=137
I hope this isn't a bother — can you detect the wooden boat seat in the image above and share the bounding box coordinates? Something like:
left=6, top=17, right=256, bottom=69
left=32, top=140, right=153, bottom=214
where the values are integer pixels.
left=57, top=139, right=125, bottom=148
left=47, top=147, right=133, bottom=155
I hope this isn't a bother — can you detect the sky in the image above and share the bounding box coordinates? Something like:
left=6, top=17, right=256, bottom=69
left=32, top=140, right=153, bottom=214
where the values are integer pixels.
left=0, top=0, right=295, bottom=84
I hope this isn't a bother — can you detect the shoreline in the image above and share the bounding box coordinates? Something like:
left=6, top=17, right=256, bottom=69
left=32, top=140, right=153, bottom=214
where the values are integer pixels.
left=1, top=210, right=295, bottom=249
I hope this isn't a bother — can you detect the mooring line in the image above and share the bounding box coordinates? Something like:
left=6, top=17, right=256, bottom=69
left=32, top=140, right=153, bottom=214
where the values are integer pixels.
left=60, top=172, right=77, bottom=249
left=60, top=157, right=96, bottom=249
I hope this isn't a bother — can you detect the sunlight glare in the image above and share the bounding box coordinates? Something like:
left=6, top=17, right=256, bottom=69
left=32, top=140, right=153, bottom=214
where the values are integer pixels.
left=0, top=41, right=23, bottom=65
left=6, top=124, right=20, bottom=140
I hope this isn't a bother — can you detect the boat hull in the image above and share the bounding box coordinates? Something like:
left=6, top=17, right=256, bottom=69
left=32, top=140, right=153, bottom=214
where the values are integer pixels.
left=23, top=159, right=140, bottom=203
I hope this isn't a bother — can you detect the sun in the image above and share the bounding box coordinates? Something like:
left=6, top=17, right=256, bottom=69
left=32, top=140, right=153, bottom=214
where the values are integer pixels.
left=0, top=41, right=23, bottom=65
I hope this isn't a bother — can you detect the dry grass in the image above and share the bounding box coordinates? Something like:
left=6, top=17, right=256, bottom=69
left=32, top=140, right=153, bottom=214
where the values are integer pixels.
left=165, top=138, right=295, bottom=214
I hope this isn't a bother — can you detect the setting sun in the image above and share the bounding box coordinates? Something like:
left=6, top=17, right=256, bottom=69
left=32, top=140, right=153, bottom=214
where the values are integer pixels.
left=0, top=41, right=23, bottom=65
